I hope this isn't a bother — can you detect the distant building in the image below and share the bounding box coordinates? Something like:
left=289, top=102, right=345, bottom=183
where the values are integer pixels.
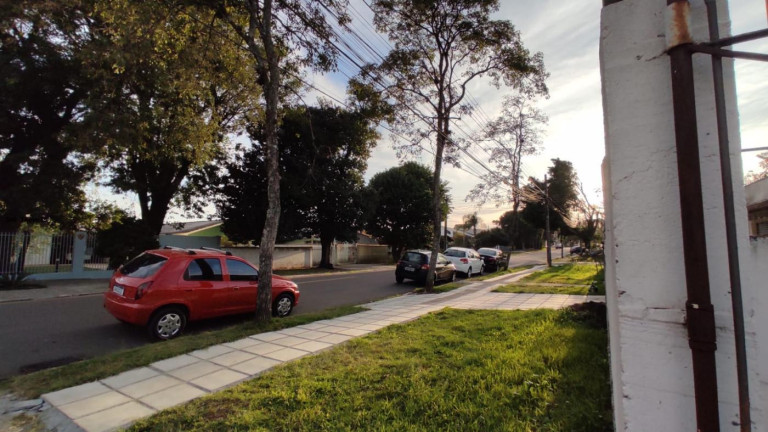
left=160, top=220, right=223, bottom=237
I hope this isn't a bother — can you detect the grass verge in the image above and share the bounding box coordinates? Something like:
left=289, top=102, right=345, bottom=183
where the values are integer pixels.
left=0, top=306, right=365, bottom=399
left=521, top=264, right=602, bottom=285
left=130, top=308, right=612, bottom=432
left=495, top=284, right=591, bottom=295
left=494, top=264, right=605, bottom=295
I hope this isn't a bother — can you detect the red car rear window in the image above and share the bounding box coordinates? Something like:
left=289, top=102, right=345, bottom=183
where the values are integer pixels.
left=120, top=253, right=167, bottom=278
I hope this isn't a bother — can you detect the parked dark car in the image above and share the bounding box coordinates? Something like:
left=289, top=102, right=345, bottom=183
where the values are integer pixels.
left=477, top=247, right=508, bottom=272
left=395, top=250, right=456, bottom=284
left=570, top=246, right=585, bottom=255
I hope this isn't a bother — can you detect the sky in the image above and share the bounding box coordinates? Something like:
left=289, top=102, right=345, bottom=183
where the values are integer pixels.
left=301, top=0, right=768, bottom=229
left=103, top=0, right=767, bottom=231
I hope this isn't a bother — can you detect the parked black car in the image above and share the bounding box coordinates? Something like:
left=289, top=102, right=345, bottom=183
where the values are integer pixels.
left=477, top=247, right=508, bottom=272
left=395, top=250, right=456, bottom=284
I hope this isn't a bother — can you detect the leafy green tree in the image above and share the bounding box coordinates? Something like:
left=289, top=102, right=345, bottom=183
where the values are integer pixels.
left=0, top=1, right=97, bottom=235
left=96, top=217, right=159, bottom=269
left=519, top=158, right=580, bottom=241
left=365, top=162, right=449, bottom=262
left=744, top=152, right=768, bottom=184
left=474, top=228, right=510, bottom=248
left=461, top=212, right=481, bottom=243
left=88, top=1, right=259, bottom=235
left=497, top=210, right=542, bottom=249
left=572, top=184, right=604, bottom=250
left=355, top=0, right=547, bottom=292
left=219, top=105, right=378, bottom=267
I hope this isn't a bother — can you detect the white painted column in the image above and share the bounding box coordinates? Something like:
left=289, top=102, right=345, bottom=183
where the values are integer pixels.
left=600, top=0, right=765, bottom=430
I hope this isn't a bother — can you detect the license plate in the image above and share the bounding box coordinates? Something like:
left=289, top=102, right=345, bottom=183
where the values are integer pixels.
left=404, top=266, right=415, bottom=272
left=113, top=285, right=124, bottom=296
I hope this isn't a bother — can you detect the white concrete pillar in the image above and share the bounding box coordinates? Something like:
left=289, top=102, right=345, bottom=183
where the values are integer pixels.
left=600, top=0, right=765, bottom=430
left=71, top=231, right=86, bottom=275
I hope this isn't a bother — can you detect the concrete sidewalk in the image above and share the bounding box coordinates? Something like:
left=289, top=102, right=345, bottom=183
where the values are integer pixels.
left=25, top=267, right=604, bottom=432
left=0, top=264, right=394, bottom=304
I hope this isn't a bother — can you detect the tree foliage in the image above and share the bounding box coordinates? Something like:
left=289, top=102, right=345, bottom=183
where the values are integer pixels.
left=365, top=162, right=450, bottom=262
left=219, top=105, right=378, bottom=267
left=86, top=0, right=259, bottom=235
left=0, top=1, right=98, bottom=233
left=355, top=0, right=547, bottom=291
left=520, top=158, right=579, bottom=233
left=744, top=152, right=768, bottom=184
left=474, top=228, right=510, bottom=248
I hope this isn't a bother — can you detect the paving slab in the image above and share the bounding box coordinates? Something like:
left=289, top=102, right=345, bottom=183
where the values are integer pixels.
left=242, top=342, right=286, bottom=356
left=270, top=335, right=312, bottom=347
left=224, top=337, right=262, bottom=350
left=57, top=391, right=132, bottom=419
left=73, top=402, right=155, bottom=432
left=120, top=375, right=183, bottom=399
left=209, top=350, right=258, bottom=367
left=190, top=369, right=248, bottom=392
left=167, top=360, right=223, bottom=381
left=292, top=340, right=333, bottom=353
left=140, top=383, right=207, bottom=411
left=43, top=382, right=111, bottom=407
left=229, top=356, right=281, bottom=375
left=101, top=367, right=159, bottom=389
left=150, top=354, right=199, bottom=372
left=188, top=345, right=235, bottom=360
left=263, top=347, right=309, bottom=362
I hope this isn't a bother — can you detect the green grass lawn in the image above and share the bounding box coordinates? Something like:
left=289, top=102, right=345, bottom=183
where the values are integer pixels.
left=130, top=308, right=612, bottom=432
left=494, top=264, right=606, bottom=296
left=0, top=306, right=365, bottom=399
left=521, top=264, right=602, bottom=285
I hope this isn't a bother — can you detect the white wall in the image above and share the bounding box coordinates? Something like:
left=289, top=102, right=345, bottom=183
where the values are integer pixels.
left=601, top=0, right=766, bottom=430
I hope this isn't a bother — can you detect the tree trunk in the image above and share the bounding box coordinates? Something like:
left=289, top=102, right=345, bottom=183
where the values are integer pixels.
left=425, top=107, right=447, bottom=293
left=391, top=244, right=403, bottom=263
left=319, top=236, right=334, bottom=269
left=255, top=0, right=281, bottom=324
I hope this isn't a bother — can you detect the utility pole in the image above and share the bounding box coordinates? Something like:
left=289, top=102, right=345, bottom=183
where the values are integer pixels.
left=545, top=174, right=552, bottom=267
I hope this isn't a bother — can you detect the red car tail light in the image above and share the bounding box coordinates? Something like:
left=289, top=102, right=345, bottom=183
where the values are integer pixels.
left=421, top=264, right=429, bottom=270
left=460, top=258, right=469, bottom=264
left=135, top=281, right=154, bottom=300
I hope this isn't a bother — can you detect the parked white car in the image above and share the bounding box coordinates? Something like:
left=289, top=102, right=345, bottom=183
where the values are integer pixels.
left=443, top=247, right=484, bottom=277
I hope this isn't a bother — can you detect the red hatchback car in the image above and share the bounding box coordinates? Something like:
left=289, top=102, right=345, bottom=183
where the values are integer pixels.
left=104, top=247, right=300, bottom=340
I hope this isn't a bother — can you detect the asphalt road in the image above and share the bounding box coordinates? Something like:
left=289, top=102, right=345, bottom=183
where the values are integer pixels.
left=508, top=248, right=550, bottom=267
left=0, top=267, right=411, bottom=380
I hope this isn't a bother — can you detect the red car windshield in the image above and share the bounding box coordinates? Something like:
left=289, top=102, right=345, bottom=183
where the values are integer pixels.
left=120, top=253, right=167, bottom=278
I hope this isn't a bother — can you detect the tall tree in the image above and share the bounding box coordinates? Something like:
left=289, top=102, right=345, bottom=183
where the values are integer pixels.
left=573, top=183, right=604, bottom=250
left=461, top=212, right=480, bottom=245
left=88, top=1, right=259, bottom=235
left=0, top=1, right=96, bottom=234
left=0, top=1, right=99, bottom=275
left=365, top=162, right=450, bottom=262
left=519, top=159, right=580, bottom=237
left=468, top=92, right=547, bottom=246
left=355, top=0, right=547, bottom=292
left=218, top=105, right=377, bottom=267
left=209, top=0, right=349, bottom=323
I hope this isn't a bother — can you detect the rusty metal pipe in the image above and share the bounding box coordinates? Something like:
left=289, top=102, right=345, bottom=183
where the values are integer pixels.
left=703, top=1, right=752, bottom=430
left=666, top=1, right=721, bottom=431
